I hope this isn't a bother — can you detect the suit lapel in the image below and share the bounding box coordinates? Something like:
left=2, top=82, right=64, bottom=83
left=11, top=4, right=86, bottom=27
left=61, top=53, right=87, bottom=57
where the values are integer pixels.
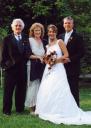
left=66, top=31, right=75, bottom=47
left=11, top=33, right=24, bottom=54
left=11, top=33, right=18, bottom=46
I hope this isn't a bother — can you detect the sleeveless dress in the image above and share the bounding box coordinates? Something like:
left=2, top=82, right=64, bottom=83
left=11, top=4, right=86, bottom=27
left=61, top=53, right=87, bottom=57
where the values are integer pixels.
left=35, top=41, right=91, bottom=125
left=25, top=37, right=45, bottom=108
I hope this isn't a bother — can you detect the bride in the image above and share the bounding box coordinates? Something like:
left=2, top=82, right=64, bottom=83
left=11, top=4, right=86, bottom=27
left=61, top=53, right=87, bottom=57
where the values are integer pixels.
left=35, top=24, right=91, bottom=125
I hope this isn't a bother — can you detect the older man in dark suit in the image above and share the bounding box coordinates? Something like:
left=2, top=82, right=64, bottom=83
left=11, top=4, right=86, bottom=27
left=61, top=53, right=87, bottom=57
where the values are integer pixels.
left=1, top=18, right=31, bottom=115
left=58, top=16, right=84, bottom=106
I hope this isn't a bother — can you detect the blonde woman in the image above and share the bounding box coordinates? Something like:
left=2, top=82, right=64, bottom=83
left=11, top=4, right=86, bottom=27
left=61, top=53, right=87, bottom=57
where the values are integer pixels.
left=25, top=23, right=47, bottom=114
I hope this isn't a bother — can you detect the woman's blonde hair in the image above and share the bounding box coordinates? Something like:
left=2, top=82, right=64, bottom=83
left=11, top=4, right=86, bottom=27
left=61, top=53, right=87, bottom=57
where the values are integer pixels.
left=29, top=23, right=44, bottom=38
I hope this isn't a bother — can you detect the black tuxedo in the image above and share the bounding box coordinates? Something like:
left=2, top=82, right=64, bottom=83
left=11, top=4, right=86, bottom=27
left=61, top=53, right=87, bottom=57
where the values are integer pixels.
left=1, top=33, right=31, bottom=114
left=58, top=31, right=84, bottom=106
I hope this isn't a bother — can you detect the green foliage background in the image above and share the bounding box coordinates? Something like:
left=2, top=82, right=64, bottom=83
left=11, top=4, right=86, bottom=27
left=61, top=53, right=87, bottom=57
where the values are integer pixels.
left=0, top=0, right=91, bottom=73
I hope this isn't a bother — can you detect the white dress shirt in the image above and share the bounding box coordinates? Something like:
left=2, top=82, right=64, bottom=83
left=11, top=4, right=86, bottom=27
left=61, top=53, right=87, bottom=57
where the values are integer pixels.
left=15, top=34, right=22, bottom=41
left=64, top=29, right=73, bottom=45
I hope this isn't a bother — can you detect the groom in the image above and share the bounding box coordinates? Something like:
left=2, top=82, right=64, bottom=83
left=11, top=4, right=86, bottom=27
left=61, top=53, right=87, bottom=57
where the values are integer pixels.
left=58, top=16, right=84, bottom=106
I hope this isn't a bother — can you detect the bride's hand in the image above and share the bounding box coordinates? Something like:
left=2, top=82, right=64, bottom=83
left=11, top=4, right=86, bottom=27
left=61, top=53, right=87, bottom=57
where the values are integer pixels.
left=43, top=58, right=49, bottom=64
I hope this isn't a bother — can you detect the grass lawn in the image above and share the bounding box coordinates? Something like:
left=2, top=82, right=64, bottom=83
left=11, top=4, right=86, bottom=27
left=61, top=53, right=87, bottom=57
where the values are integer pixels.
left=0, top=86, right=91, bottom=128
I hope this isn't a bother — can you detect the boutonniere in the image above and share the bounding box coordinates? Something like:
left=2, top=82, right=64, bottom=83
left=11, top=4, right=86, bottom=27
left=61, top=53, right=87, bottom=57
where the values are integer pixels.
left=68, top=37, right=73, bottom=42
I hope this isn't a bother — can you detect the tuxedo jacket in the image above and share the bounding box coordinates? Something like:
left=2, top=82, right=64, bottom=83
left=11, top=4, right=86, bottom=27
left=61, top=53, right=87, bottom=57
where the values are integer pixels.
left=1, top=33, right=31, bottom=70
left=58, top=31, right=85, bottom=77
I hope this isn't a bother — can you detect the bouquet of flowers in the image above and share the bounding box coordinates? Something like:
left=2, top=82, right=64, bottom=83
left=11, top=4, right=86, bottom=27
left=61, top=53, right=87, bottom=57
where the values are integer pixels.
left=43, top=51, right=57, bottom=69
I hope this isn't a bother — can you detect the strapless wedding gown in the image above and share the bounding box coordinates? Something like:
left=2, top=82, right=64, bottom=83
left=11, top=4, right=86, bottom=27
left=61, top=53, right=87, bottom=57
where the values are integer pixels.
left=35, top=41, right=91, bottom=125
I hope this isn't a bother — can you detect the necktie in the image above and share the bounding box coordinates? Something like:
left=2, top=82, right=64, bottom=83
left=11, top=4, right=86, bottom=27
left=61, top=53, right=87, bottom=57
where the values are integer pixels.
left=17, top=36, right=24, bottom=53
left=18, top=35, right=21, bottom=41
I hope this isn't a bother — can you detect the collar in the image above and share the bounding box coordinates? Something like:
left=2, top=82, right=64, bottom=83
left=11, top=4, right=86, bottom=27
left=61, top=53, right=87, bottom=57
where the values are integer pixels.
left=14, top=34, right=22, bottom=40
left=65, top=29, right=73, bottom=35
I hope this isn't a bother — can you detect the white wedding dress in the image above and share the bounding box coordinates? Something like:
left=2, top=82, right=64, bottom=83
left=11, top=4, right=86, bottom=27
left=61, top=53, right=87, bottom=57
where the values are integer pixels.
left=35, top=41, right=91, bottom=125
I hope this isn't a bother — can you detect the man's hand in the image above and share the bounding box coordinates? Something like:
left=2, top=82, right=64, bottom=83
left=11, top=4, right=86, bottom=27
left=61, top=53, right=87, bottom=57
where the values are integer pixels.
left=63, top=58, right=71, bottom=63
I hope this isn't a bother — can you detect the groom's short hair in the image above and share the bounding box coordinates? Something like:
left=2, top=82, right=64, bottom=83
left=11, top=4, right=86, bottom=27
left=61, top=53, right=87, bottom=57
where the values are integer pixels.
left=63, top=16, right=74, bottom=23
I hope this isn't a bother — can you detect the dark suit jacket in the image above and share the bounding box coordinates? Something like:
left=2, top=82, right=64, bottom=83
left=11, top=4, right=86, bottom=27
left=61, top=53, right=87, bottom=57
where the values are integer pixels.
left=58, top=31, right=85, bottom=77
left=1, top=33, right=31, bottom=70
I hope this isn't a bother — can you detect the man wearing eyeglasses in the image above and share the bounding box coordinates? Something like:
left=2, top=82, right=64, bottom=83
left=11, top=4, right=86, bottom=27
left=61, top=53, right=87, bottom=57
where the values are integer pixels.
left=1, top=18, right=31, bottom=115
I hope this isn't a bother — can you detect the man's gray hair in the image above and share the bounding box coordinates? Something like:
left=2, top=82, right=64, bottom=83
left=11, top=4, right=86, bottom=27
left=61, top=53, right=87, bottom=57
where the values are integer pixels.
left=11, top=18, right=25, bottom=29
left=63, top=16, right=74, bottom=23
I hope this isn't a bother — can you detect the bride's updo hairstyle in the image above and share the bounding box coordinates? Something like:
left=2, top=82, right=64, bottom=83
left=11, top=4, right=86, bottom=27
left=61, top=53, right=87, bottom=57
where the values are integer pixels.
left=47, top=24, right=58, bottom=34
